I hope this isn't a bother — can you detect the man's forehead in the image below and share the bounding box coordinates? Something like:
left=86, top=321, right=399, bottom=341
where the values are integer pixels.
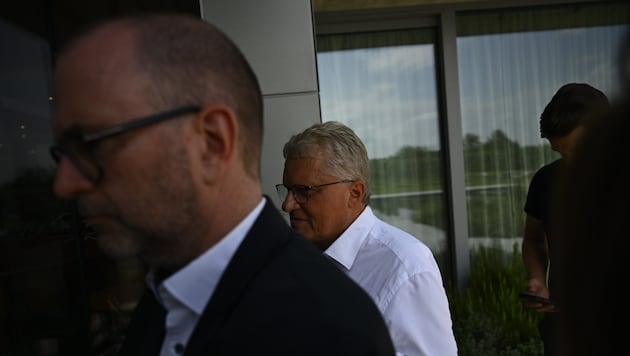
left=283, top=156, right=331, bottom=181
left=57, top=23, right=135, bottom=71
left=285, top=156, right=322, bottom=168
left=52, top=25, right=145, bottom=129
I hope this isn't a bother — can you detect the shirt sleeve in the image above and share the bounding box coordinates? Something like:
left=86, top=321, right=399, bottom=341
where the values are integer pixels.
left=524, top=167, right=545, bottom=219
left=383, top=270, right=458, bottom=356
left=524, top=160, right=561, bottom=220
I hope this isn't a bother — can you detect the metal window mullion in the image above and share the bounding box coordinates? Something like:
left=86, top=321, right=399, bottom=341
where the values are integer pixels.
left=439, top=9, right=470, bottom=290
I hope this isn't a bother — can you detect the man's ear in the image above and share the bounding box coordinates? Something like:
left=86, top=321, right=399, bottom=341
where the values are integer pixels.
left=348, top=180, right=366, bottom=207
left=195, top=106, right=238, bottom=184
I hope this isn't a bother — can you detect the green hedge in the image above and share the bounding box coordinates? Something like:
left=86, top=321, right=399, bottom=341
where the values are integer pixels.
left=447, top=244, right=544, bottom=356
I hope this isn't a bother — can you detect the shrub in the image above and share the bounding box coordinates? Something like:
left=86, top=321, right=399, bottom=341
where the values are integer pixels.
left=447, top=244, right=544, bottom=356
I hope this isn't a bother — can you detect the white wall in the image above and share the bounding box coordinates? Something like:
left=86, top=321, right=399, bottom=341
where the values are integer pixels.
left=200, top=0, right=321, bottom=211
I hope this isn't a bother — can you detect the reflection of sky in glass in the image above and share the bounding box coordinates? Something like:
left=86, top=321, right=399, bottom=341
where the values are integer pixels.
left=458, top=25, right=629, bottom=147
left=318, top=24, right=629, bottom=158
left=318, top=44, right=440, bottom=158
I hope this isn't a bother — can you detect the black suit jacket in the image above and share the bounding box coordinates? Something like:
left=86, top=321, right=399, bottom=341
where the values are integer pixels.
left=118, top=197, right=395, bottom=355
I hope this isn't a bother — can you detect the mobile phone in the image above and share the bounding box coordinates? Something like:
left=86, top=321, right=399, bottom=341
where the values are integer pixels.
left=518, top=292, right=553, bottom=305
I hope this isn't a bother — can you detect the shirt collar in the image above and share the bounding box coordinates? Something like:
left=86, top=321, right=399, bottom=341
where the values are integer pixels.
left=147, top=197, right=266, bottom=314
left=324, top=206, right=375, bottom=270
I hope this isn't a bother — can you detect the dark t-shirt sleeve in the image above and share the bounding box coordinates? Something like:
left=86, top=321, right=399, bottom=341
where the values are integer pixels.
left=524, top=160, right=562, bottom=223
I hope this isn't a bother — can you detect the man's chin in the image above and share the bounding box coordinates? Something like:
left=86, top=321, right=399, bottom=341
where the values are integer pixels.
left=96, top=234, right=140, bottom=259
left=289, top=217, right=313, bottom=230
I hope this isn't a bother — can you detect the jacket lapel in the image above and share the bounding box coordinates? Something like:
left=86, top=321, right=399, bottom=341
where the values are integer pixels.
left=183, top=198, right=293, bottom=355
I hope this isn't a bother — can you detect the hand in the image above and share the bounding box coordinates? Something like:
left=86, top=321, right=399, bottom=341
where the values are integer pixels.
left=519, top=291, right=556, bottom=312
left=521, top=279, right=556, bottom=312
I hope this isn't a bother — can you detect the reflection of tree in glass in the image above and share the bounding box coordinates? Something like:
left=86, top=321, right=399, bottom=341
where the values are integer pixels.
left=369, top=129, right=557, bottom=238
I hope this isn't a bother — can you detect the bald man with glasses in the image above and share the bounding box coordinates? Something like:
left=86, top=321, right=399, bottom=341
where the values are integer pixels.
left=50, top=14, right=395, bottom=356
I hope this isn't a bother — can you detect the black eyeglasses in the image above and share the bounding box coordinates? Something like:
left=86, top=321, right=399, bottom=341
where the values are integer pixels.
left=50, top=105, right=201, bottom=183
left=275, top=180, right=355, bottom=204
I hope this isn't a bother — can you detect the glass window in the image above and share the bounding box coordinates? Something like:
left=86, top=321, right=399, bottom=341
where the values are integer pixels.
left=456, top=3, right=630, bottom=249
left=0, top=17, right=147, bottom=356
left=0, top=18, right=87, bottom=355
left=317, top=28, right=452, bottom=279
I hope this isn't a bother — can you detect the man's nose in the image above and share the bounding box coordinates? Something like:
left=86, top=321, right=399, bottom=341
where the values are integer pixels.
left=281, top=190, right=300, bottom=212
left=53, top=156, right=96, bottom=199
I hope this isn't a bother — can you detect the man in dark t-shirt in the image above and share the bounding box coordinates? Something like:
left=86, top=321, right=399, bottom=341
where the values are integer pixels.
left=524, top=159, right=565, bottom=289
left=521, top=83, right=609, bottom=356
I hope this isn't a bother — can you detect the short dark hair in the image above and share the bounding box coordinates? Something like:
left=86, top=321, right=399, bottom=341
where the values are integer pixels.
left=133, top=14, right=263, bottom=179
left=539, top=83, right=609, bottom=139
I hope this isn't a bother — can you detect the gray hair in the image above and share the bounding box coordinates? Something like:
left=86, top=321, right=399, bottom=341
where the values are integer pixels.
left=283, top=121, right=370, bottom=204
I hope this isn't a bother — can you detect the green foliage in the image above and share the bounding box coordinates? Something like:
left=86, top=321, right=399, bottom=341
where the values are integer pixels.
left=466, top=184, right=528, bottom=238
left=463, top=130, right=556, bottom=174
left=370, top=145, right=444, bottom=194
left=447, top=245, right=543, bottom=356
left=411, top=196, right=447, bottom=230
left=369, top=130, right=558, bottom=238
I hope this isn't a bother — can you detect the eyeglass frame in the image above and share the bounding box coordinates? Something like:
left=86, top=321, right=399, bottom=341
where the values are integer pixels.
left=50, top=105, right=202, bottom=183
left=275, top=180, right=356, bottom=204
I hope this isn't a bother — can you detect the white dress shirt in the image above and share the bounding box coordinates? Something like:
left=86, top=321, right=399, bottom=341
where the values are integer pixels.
left=146, top=198, right=266, bottom=356
left=324, top=206, right=458, bottom=356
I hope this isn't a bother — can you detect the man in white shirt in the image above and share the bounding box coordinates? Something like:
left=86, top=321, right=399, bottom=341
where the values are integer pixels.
left=277, top=121, right=458, bottom=356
